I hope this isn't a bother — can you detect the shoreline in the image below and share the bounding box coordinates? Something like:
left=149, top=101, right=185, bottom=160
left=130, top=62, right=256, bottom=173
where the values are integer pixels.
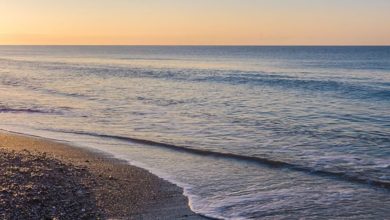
left=0, top=131, right=210, bottom=219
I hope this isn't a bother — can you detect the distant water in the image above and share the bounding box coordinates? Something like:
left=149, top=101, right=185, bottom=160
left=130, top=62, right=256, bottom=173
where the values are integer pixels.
left=0, top=46, right=389, bottom=219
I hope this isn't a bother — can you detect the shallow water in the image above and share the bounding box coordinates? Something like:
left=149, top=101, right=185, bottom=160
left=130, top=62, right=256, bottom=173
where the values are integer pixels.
left=0, top=46, right=389, bottom=219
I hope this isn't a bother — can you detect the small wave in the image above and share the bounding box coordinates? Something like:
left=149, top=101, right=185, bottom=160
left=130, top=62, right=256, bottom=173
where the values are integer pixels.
left=198, top=73, right=390, bottom=101
left=0, top=74, right=90, bottom=101
left=72, top=65, right=390, bottom=101
left=0, top=108, right=50, bottom=114
left=0, top=106, right=63, bottom=114
left=3, top=57, right=389, bottom=102
left=43, top=129, right=390, bottom=189
left=119, top=57, right=189, bottom=61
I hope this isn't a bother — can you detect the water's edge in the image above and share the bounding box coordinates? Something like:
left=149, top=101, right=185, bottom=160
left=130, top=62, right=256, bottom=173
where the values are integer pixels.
left=0, top=128, right=219, bottom=220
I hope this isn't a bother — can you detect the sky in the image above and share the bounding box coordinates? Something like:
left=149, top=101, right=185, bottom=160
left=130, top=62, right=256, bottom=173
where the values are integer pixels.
left=0, top=0, right=389, bottom=45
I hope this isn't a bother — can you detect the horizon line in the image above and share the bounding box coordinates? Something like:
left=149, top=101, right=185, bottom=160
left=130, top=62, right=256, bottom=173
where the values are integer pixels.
left=0, top=44, right=389, bottom=47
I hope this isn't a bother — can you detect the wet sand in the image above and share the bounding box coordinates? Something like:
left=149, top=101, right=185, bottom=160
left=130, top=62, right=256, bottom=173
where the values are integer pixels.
left=0, top=131, right=209, bottom=219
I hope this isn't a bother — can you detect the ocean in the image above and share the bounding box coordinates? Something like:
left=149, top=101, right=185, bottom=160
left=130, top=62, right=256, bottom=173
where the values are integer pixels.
left=0, top=46, right=389, bottom=219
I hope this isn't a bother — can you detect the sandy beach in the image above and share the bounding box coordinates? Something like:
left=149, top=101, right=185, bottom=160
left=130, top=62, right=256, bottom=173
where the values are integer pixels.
left=0, top=131, right=209, bottom=219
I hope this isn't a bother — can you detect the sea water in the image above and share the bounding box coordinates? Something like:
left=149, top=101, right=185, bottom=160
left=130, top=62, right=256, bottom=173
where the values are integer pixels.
left=0, top=46, right=389, bottom=219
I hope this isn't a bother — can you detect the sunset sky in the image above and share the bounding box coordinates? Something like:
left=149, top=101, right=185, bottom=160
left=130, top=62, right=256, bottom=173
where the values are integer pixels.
left=1, top=0, right=389, bottom=45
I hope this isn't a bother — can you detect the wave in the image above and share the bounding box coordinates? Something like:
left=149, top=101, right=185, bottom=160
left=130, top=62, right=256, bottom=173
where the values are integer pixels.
left=0, top=104, right=67, bottom=115
left=0, top=107, right=54, bottom=114
left=2, top=57, right=389, bottom=102
left=119, top=57, right=190, bottom=61
left=54, top=67, right=390, bottom=102
left=198, top=73, right=390, bottom=101
left=42, top=128, right=390, bottom=189
left=0, top=74, right=89, bottom=100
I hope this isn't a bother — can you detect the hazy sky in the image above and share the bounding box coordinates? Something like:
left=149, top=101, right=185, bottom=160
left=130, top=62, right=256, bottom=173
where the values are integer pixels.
left=1, top=0, right=389, bottom=45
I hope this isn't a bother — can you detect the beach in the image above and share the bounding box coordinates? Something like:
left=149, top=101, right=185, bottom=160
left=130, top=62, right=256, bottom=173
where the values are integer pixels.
left=0, top=131, right=208, bottom=219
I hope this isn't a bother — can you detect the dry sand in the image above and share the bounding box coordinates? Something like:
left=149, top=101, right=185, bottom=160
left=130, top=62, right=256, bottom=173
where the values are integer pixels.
left=0, top=131, right=210, bottom=219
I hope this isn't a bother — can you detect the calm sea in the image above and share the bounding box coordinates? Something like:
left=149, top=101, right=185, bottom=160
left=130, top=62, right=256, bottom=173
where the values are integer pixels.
left=0, top=46, right=389, bottom=219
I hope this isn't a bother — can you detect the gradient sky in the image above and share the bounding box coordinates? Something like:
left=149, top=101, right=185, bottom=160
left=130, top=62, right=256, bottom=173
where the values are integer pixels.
left=1, top=0, right=389, bottom=45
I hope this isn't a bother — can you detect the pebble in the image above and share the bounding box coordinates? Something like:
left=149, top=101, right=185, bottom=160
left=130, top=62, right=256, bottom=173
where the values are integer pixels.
left=0, top=149, right=103, bottom=219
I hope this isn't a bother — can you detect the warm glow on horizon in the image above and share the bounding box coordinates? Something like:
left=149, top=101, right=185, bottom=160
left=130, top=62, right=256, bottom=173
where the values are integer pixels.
left=1, top=0, right=390, bottom=45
